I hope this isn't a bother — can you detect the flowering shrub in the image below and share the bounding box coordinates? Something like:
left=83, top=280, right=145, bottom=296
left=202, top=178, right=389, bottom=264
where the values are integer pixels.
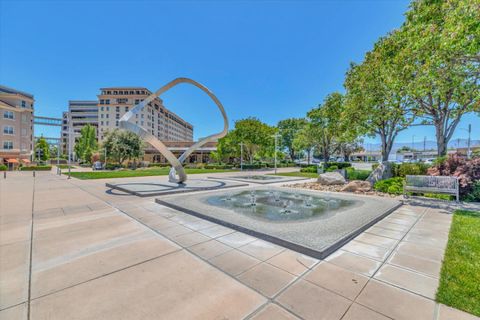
left=428, top=154, right=480, bottom=200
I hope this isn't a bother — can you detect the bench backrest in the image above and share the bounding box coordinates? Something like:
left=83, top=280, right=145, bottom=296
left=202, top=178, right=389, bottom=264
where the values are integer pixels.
left=405, top=175, right=458, bottom=191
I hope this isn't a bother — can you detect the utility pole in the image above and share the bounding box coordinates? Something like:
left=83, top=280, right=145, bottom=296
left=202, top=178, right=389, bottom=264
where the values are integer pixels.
left=239, top=142, right=244, bottom=171
left=423, top=136, right=426, bottom=152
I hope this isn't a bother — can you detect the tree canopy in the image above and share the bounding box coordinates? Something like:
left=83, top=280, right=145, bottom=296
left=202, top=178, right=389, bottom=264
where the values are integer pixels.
left=277, top=118, right=307, bottom=160
left=102, top=129, right=143, bottom=165
left=74, top=124, right=98, bottom=163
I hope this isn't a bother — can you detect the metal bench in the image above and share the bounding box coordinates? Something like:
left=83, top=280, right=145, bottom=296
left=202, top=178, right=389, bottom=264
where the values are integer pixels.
left=404, top=175, right=459, bottom=202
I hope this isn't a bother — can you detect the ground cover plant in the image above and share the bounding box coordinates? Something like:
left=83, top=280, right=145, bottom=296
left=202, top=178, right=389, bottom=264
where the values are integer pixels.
left=373, top=177, right=404, bottom=195
left=437, top=210, right=480, bottom=317
left=20, top=166, right=52, bottom=171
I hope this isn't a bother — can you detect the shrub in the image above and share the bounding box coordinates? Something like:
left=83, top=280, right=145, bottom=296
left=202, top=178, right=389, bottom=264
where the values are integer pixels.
left=148, top=163, right=170, bottom=168
left=0, top=164, right=7, bottom=171
left=204, top=164, right=234, bottom=170
left=20, top=166, right=52, bottom=171
left=464, top=181, right=480, bottom=202
left=392, top=163, right=430, bottom=177
left=300, top=166, right=318, bottom=173
left=105, top=163, right=122, bottom=170
left=324, top=162, right=352, bottom=170
left=241, top=163, right=267, bottom=170
left=346, top=168, right=372, bottom=181
left=428, top=154, right=480, bottom=199
left=374, top=177, right=404, bottom=195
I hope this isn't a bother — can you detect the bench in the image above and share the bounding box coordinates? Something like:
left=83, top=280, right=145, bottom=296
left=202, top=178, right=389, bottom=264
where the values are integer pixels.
left=404, top=175, right=459, bottom=202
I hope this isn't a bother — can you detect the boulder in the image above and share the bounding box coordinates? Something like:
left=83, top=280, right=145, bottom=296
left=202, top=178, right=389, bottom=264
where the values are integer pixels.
left=317, top=172, right=346, bottom=185
left=341, top=180, right=372, bottom=192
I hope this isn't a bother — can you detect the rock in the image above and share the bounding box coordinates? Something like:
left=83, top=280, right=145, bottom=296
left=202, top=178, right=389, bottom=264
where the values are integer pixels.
left=367, top=162, right=392, bottom=184
left=317, top=172, right=346, bottom=185
left=341, top=180, right=372, bottom=192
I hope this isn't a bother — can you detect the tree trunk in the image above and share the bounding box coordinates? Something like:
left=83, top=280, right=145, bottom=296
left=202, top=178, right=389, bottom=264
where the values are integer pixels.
left=307, top=149, right=311, bottom=165
left=434, top=118, right=447, bottom=156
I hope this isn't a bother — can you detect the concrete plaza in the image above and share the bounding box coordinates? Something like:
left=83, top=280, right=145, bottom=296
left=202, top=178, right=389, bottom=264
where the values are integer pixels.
left=0, top=171, right=478, bottom=320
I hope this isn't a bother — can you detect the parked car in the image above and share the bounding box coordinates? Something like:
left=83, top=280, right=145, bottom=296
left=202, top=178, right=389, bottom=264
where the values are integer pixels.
left=92, top=161, right=104, bottom=170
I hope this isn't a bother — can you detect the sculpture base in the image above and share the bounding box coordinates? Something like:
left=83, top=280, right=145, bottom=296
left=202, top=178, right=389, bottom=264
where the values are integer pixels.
left=106, top=178, right=248, bottom=197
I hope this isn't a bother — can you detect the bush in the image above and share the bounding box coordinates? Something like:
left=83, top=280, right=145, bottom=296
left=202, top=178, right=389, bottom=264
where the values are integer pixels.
left=428, top=154, right=480, bottom=199
left=20, top=166, right=52, bottom=171
left=464, top=181, right=480, bottom=202
left=326, top=165, right=339, bottom=172
left=346, top=168, right=372, bottom=181
left=374, top=177, right=404, bottom=195
left=105, top=163, right=122, bottom=170
left=392, top=163, right=430, bottom=177
left=324, top=162, right=352, bottom=170
left=148, top=163, right=170, bottom=168
left=241, top=163, right=267, bottom=170
left=0, top=164, right=7, bottom=171
left=300, top=166, right=318, bottom=173
left=204, top=164, right=234, bottom=170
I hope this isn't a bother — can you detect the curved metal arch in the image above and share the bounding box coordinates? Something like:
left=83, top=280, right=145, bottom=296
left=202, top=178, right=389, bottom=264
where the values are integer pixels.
left=119, top=78, right=228, bottom=183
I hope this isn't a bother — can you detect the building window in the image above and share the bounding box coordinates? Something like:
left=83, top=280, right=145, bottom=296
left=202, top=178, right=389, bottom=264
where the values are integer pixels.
left=116, top=121, right=119, bottom=127
left=106, top=121, right=109, bottom=126
left=135, top=99, right=140, bottom=105
left=106, top=114, right=109, bottom=118
left=125, top=107, right=129, bottom=112
left=21, top=100, right=26, bottom=108
left=3, top=126, right=14, bottom=135
left=3, top=111, right=14, bottom=119
left=3, top=141, right=13, bottom=149
left=105, top=99, right=110, bottom=105
left=106, top=106, right=110, bottom=111
left=117, top=98, right=128, bottom=104
left=101, top=114, right=104, bottom=118
left=100, top=99, right=104, bottom=104
left=101, top=121, right=104, bottom=125
left=116, top=106, right=120, bottom=112
left=116, top=114, right=120, bottom=119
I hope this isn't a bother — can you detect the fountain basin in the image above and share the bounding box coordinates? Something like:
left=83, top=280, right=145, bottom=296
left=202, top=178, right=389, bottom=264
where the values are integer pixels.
left=156, top=186, right=401, bottom=258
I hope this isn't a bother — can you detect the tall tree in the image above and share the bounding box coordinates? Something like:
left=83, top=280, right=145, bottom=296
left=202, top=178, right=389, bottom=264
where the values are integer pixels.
left=102, top=129, right=143, bottom=165
left=35, top=137, right=50, bottom=161
left=399, top=0, right=480, bottom=156
left=74, top=124, right=98, bottom=163
left=293, top=123, right=322, bottom=165
left=216, top=117, right=276, bottom=163
left=277, top=118, right=307, bottom=160
left=307, top=92, right=346, bottom=162
left=344, top=31, right=414, bottom=162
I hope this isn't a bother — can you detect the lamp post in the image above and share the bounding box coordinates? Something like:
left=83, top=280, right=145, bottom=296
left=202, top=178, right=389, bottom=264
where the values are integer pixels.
left=67, top=121, right=72, bottom=179
left=273, top=133, right=280, bottom=174
left=239, top=142, right=244, bottom=171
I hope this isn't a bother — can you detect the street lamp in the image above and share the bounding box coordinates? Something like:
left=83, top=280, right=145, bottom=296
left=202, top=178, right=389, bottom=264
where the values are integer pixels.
left=239, top=142, right=244, bottom=171
left=272, top=133, right=280, bottom=174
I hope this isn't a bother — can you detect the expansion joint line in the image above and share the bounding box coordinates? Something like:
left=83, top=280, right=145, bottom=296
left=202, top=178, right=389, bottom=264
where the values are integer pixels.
left=27, top=173, right=36, bottom=319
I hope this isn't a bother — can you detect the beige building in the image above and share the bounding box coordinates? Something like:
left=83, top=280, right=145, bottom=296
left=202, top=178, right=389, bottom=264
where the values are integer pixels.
left=62, top=100, right=98, bottom=157
left=96, top=87, right=193, bottom=143
left=0, top=85, right=34, bottom=166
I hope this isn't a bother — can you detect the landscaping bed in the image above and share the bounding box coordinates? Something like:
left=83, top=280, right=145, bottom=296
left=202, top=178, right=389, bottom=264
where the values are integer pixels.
left=437, top=210, right=480, bottom=317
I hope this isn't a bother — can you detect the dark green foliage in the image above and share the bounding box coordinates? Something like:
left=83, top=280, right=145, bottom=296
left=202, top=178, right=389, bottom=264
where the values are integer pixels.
left=374, top=177, right=404, bottom=194
left=323, top=162, right=352, bottom=170
left=346, top=168, right=372, bottom=181
left=20, top=166, right=52, bottom=171
left=300, top=166, right=318, bottom=173
left=0, top=164, right=7, bottom=171
left=464, top=181, right=480, bottom=202
left=392, top=163, right=430, bottom=177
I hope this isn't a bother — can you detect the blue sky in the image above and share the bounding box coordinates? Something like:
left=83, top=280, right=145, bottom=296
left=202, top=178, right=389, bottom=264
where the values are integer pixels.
left=1, top=0, right=478, bottom=146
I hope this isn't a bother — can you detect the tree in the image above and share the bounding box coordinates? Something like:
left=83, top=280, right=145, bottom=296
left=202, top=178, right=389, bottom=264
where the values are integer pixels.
left=102, top=129, right=143, bottom=165
left=344, top=31, right=415, bottom=162
left=277, top=118, right=307, bottom=160
left=307, top=92, right=347, bottom=161
left=216, top=117, right=276, bottom=163
left=74, top=124, right=98, bottom=163
left=399, top=0, right=480, bottom=156
left=293, top=123, right=322, bottom=165
left=35, top=137, right=50, bottom=161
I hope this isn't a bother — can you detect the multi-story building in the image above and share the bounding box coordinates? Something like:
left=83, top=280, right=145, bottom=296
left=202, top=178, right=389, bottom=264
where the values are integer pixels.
left=96, top=87, right=193, bottom=143
left=0, top=85, right=34, bottom=166
left=61, top=100, right=98, bottom=157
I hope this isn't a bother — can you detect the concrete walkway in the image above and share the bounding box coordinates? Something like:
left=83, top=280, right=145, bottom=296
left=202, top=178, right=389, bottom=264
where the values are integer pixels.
left=0, top=172, right=478, bottom=320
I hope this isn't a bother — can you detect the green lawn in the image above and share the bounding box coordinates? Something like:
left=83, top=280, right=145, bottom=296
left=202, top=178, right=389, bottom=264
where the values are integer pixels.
left=271, top=172, right=318, bottom=178
left=436, top=210, right=480, bottom=317
left=56, top=164, right=76, bottom=169
left=68, top=167, right=237, bottom=180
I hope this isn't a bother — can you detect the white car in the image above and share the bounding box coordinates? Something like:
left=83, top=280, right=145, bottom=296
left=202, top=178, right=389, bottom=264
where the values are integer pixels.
left=92, top=161, right=104, bottom=170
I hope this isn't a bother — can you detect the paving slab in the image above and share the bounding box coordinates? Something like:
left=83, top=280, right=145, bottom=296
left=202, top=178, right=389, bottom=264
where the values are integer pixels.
left=342, top=303, right=390, bottom=320
left=276, top=279, right=351, bottom=320
left=356, top=279, right=435, bottom=320
left=251, top=303, right=300, bottom=320
left=0, top=240, right=30, bottom=309
left=267, top=250, right=318, bottom=276
left=30, top=250, right=266, bottom=320
left=325, top=250, right=382, bottom=277
left=238, top=263, right=296, bottom=298
left=0, top=303, right=27, bottom=320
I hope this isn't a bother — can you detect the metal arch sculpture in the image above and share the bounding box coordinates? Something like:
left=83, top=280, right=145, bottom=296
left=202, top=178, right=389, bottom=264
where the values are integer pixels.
left=119, top=78, right=228, bottom=184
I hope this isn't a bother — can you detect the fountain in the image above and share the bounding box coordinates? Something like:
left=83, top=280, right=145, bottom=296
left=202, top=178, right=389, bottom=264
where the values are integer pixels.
left=156, top=186, right=401, bottom=259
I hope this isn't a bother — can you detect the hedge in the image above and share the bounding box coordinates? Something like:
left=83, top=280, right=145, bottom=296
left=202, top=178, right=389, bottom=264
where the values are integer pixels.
left=324, top=162, right=352, bottom=169
left=0, top=164, right=7, bottom=171
left=20, top=166, right=52, bottom=171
